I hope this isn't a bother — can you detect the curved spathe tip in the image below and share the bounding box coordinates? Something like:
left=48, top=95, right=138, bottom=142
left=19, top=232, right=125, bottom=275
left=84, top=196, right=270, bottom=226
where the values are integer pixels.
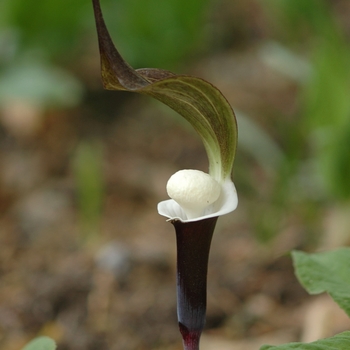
left=157, top=179, right=238, bottom=223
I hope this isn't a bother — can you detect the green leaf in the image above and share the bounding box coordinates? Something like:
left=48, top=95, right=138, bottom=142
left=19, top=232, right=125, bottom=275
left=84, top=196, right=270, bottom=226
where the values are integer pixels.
left=22, top=336, right=56, bottom=350
left=292, top=248, right=350, bottom=317
left=260, top=331, right=350, bottom=350
left=91, top=0, right=237, bottom=181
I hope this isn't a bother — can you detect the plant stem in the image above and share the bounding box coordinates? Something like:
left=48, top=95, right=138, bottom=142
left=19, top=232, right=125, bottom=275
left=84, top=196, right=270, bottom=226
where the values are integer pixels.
left=172, top=217, right=218, bottom=350
left=179, top=323, right=201, bottom=350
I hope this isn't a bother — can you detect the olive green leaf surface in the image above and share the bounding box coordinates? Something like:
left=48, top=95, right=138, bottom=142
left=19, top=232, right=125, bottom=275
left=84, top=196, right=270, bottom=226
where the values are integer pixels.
left=21, top=336, right=56, bottom=350
left=260, top=331, right=350, bottom=350
left=292, top=248, right=350, bottom=317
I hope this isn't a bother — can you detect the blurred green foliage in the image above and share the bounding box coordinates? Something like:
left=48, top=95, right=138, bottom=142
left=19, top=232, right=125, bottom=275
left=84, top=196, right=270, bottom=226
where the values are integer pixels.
left=0, top=0, right=88, bottom=109
left=303, top=35, right=350, bottom=200
left=0, top=0, right=210, bottom=68
left=265, top=0, right=350, bottom=201
left=0, top=0, right=89, bottom=60
left=73, top=141, right=105, bottom=241
left=103, top=0, right=211, bottom=69
left=248, top=0, right=350, bottom=242
left=269, top=0, right=332, bottom=41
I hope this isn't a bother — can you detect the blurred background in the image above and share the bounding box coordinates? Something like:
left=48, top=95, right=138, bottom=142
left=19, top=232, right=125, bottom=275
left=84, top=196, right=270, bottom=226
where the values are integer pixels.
left=1, top=0, right=350, bottom=349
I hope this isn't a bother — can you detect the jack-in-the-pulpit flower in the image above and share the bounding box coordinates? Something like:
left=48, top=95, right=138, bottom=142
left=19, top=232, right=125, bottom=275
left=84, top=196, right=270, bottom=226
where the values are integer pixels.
left=92, top=1, right=238, bottom=349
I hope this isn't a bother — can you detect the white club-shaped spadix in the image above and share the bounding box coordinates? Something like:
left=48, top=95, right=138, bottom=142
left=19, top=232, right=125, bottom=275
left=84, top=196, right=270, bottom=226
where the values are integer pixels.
left=166, top=169, right=221, bottom=220
left=158, top=170, right=238, bottom=222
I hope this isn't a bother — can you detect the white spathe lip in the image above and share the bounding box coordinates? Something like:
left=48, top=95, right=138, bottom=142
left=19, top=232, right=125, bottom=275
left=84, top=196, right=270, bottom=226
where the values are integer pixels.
left=157, top=179, right=238, bottom=222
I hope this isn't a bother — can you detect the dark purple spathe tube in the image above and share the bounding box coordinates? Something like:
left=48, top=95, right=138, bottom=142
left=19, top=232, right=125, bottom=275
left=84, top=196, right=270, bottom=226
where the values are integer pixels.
left=172, top=217, right=218, bottom=350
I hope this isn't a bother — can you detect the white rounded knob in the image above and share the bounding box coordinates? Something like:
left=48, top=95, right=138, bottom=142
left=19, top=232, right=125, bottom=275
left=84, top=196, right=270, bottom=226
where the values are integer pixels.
left=166, top=169, right=221, bottom=219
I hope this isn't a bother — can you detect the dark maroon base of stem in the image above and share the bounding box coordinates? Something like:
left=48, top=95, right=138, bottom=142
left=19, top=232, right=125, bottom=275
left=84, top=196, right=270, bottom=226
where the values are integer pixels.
left=172, top=217, right=218, bottom=350
left=179, top=322, right=201, bottom=350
